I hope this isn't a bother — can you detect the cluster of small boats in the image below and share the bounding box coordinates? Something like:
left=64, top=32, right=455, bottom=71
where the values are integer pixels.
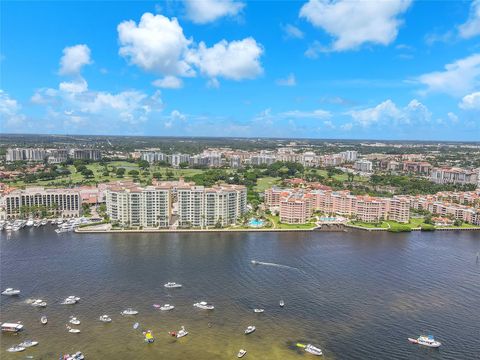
left=1, top=282, right=444, bottom=358
left=0, top=217, right=95, bottom=234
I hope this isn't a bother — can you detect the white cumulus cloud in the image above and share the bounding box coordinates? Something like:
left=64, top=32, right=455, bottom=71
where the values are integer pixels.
left=417, top=53, right=480, bottom=96
left=459, top=0, right=480, bottom=39
left=152, top=76, right=183, bottom=89
left=299, top=0, right=411, bottom=51
left=459, top=91, right=480, bottom=110
left=117, top=13, right=264, bottom=85
left=59, top=78, right=89, bottom=93
left=348, top=99, right=430, bottom=127
left=184, top=0, right=244, bottom=24
left=187, top=37, right=263, bottom=80
left=59, top=44, right=92, bottom=75
left=118, top=13, right=194, bottom=77
left=0, top=90, right=26, bottom=128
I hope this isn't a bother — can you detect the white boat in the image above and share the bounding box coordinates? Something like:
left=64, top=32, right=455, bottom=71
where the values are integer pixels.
left=41, top=316, right=48, bottom=325
left=62, top=298, right=77, bottom=305
left=63, top=351, right=85, bottom=360
left=5, top=224, right=12, bottom=231
left=2, top=287, right=21, bottom=296
left=34, top=220, right=41, bottom=227
left=1, top=322, right=24, bottom=332
left=279, top=300, right=285, bottom=307
left=41, top=220, right=48, bottom=226
left=160, top=304, right=175, bottom=311
left=251, top=260, right=258, bottom=265
left=253, top=308, right=264, bottom=313
left=19, top=340, right=39, bottom=348
left=193, top=301, right=214, bottom=310
left=164, top=282, right=182, bottom=288
left=32, top=299, right=47, bottom=307
left=66, top=325, right=81, bottom=333
left=305, top=344, right=323, bottom=356
left=26, top=219, right=34, bottom=227
left=244, top=325, right=256, bottom=335
left=237, top=349, right=247, bottom=358
left=121, top=308, right=138, bottom=315
left=67, top=295, right=81, bottom=301
left=99, top=315, right=112, bottom=322
left=408, top=334, right=442, bottom=348
left=7, top=345, right=26, bottom=352
left=69, top=316, right=81, bottom=325
left=176, top=326, right=188, bottom=338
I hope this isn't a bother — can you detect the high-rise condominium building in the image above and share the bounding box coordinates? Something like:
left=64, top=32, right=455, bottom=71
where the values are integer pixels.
left=6, top=148, right=47, bottom=162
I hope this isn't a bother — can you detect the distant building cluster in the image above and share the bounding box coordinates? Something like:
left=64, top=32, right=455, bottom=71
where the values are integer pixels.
left=105, top=179, right=247, bottom=229
left=430, top=167, right=479, bottom=186
left=6, top=148, right=101, bottom=163
left=265, top=187, right=410, bottom=224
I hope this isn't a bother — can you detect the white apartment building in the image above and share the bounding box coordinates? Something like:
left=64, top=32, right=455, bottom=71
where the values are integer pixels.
left=430, top=167, right=478, bottom=185
left=106, top=182, right=171, bottom=228
left=6, top=148, right=47, bottom=162
left=340, top=150, right=358, bottom=162
left=72, top=149, right=102, bottom=161
left=47, top=149, right=69, bottom=164
left=354, top=159, right=373, bottom=173
left=167, top=153, right=190, bottom=167
left=141, top=150, right=166, bottom=163
left=177, top=184, right=247, bottom=228
left=2, top=187, right=81, bottom=218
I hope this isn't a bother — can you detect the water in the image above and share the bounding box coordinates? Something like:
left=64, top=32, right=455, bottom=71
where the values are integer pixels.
left=1, top=228, right=479, bottom=359
left=248, top=218, right=264, bottom=227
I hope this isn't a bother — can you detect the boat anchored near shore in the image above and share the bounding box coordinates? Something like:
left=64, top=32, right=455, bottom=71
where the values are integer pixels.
left=193, top=301, right=214, bottom=310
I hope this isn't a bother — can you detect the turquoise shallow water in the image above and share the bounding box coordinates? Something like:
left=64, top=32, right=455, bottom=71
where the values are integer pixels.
left=1, top=227, right=479, bottom=359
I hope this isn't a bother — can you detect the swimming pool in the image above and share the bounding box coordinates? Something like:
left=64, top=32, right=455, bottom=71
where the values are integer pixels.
left=248, top=218, right=265, bottom=227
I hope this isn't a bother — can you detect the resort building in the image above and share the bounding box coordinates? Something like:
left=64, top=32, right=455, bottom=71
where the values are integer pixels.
left=266, top=188, right=411, bottom=224
left=177, top=184, right=247, bottom=228
left=105, top=180, right=247, bottom=228
left=106, top=181, right=171, bottom=228
left=2, top=187, right=81, bottom=218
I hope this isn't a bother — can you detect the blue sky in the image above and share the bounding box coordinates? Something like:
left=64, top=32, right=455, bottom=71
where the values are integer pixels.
left=1, top=0, right=480, bottom=140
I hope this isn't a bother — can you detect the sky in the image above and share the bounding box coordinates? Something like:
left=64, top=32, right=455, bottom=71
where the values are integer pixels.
left=1, top=0, right=480, bottom=141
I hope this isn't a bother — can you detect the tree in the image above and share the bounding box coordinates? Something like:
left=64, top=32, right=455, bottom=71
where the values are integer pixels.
left=179, top=162, right=189, bottom=169
left=128, top=170, right=140, bottom=176
left=153, top=172, right=162, bottom=180
left=116, top=168, right=126, bottom=177
left=82, top=169, right=94, bottom=178
left=138, top=160, right=150, bottom=170
left=453, top=218, right=462, bottom=227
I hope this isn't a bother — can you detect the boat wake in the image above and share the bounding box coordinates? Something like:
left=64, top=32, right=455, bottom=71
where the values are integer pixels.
left=251, top=260, right=303, bottom=272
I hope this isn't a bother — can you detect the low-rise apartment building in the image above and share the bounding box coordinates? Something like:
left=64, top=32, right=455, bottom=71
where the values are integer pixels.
left=266, top=188, right=410, bottom=224
left=430, top=167, right=478, bottom=185
left=2, top=187, right=81, bottom=218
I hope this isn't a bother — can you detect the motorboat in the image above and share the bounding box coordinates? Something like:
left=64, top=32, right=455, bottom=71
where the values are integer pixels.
left=193, top=301, right=214, bottom=310
left=99, top=315, right=112, bottom=323
left=408, top=334, right=442, bottom=348
left=305, top=344, right=323, bottom=356
left=67, top=295, right=81, bottom=302
left=160, top=304, right=175, bottom=311
left=19, top=340, right=39, bottom=348
left=63, top=352, right=85, bottom=360
left=237, top=349, right=247, bottom=358
left=253, top=308, right=264, bottom=313
left=32, top=299, right=47, bottom=307
left=1, top=322, right=24, bottom=333
left=26, top=219, right=34, bottom=227
left=66, top=325, right=81, bottom=333
left=7, top=345, right=26, bottom=352
left=41, top=220, right=48, bottom=226
left=121, top=308, right=138, bottom=315
left=164, top=282, right=182, bottom=288
left=244, top=325, right=256, bottom=335
left=62, top=298, right=77, bottom=305
left=41, top=316, right=48, bottom=325
left=279, top=300, right=285, bottom=307
left=34, top=220, right=41, bottom=227
left=251, top=260, right=258, bottom=265
left=69, top=316, right=81, bottom=325
left=176, top=326, right=188, bottom=338
left=2, top=287, right=21, bottom=296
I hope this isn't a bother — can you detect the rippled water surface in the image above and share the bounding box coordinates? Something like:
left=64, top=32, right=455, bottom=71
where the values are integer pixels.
left=1, top=228, right=479, bottom=359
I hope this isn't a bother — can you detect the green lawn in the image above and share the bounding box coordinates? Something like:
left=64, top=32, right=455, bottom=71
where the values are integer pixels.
left=315, top=170, right=368, bottom=183
left=266, top=215, right=317, bottom=230
left=254, top=176, right=281, bottom=192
